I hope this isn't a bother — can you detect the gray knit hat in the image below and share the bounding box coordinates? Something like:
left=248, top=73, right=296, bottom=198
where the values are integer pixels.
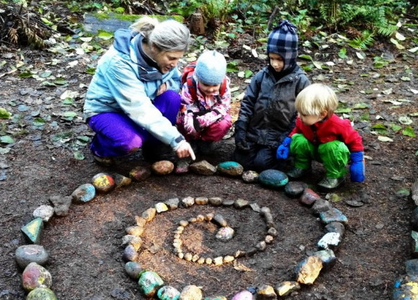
left=267, top=20, right=298, bottom=72
left=194, top=50, right=227, bottom=85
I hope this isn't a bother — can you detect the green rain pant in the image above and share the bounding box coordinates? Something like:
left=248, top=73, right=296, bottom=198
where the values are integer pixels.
left=289, top=133, right=350, bottom=178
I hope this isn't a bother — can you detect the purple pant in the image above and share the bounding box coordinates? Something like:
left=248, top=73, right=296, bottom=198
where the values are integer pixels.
left=88, top=90, right=181, bottom=157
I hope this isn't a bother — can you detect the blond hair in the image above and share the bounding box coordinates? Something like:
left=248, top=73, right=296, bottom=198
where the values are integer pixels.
left=130, top=16, right=191, bottom=52
left=295, top=83, right=339, bottom=116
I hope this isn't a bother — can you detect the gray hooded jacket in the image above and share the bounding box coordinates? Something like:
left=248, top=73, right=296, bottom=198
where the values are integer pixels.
left=237, top=65, right=310, bottom=148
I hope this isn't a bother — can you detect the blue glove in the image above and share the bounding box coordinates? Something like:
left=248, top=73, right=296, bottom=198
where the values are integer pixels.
left=276, top=137, right=292, bottom=160
left=350, top=151, right=365, bottom=182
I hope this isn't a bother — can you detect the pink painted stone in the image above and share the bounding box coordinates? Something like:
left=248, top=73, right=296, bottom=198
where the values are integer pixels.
left=22, top=262, right=52, bottom=291
left=231, top=290, right=253, bottom=300
left=300, top=188, right=320, bottom=206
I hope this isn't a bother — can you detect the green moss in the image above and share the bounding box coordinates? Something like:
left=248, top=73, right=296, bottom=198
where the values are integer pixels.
left=93, top=13, right=183, bottom=23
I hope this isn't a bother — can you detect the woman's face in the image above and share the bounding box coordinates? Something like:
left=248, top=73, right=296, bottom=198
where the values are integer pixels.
left=153, top=49, right=184, bottom=74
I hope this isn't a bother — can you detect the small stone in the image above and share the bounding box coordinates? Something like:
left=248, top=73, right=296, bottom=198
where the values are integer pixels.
left=259, top=169, right=288, bottom=189
left=265, top=235, right=274, bottom=244
left=197, top=258, right=205, bottom=264
left=275, top=281, right=300, bottom=296
left=317, top=232, right=341, bottom=249
left=405, top=259, right=418, bottom=276
left=189, top=160, right=217, bottom=175
left=142, top=207, right=157, bottom=222
left=223, top=255, right=234, bottom=263
left=217, top=161, right=244, bottom=177
left=319, top=208, right=348, bottom=224
left=21, top=218, right=43, bottom=244
left=196, top=214, right=205, bottom=222
left=213, top=256, right=223, bottom=265
left=179, top=285, right=202, bottom=300
left=122, top=235, right=143, bottom=251
left=49, top=195, right=72, bottom=217
left=209, top=197, right=223, bottom=206
left=284, top=181, right=308, bottom=198
left=267, top=227, right=278, bottom=237
left=32, top=205, right=54, bottom=222
left=205, top=213, right=214, bottom=221
left=256, top=284, right=277, bottom=300
left=231, top=290, right=253, bottom=300
left=241, top=170, right=259, bottom=183
left=205, top=296, right=227, bottom=300
left=124, top=261, right=142, bottom=279
left=212, top=214, right=228, bottom=227
left=184, top=253, right=193, bottom=261
left=181, top=196, right=195, bottom=208
left=222, top=199, right=235, bottom=206
left=313, top=249, right=336, bottom=270
left=138, top=271, right=164, bottom=297
left=234, top=250, right=246, bottom=258
left=250, top=203, right=261, bottom=212
left=26, top=288, right=57, bottom=300
left=179, top=220, right=189, bottom=227
left=195, top=197, right=209, bottom=205
left=111, top=172, right=132, bottom=188
left=234, top=198, right=249, bottom=208
left=175, top=159, right=190, bottom=174
left=22, top=262, right=52, bottom=291
left=91, top=173, right=115, bottom=193
left=192, top=254, right=200, bottom=262
left=189, top=217, right=197, bottom=223
left=205, top=258, right=213, bottom=265
left=135, top=216, right=147, bottom=227
left=123, top=245, right=138, bottom=261
left=295, top=256, right=323, bottom=285
left=158, top=285, right=181, bottom=300
left=125, top=225, right=144, bottom=237
left=216, top=227, right=235, bottom=241
left=15, top=245, right=49, bottom=269
left=165, top=198, right=180, bottom=210
left=300, top=188, right=320, bottom=206
left=311, top=199, right=332, bottom=215
left=71, top=183, right=96, bottom=203
left=325, top=221, right=345, bottom=237
left=178, top=253, right=184, bottom=259
left=155, top=202, right=169, bottom=213
left=256, top=241, right=267, bottom=251
left=152, top=160, right=175, bottom=175
left=129, top=165, right=152, bottom=181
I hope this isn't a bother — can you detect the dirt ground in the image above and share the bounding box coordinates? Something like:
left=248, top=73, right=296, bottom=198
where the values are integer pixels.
left=1, top=12, right=418, bottom=300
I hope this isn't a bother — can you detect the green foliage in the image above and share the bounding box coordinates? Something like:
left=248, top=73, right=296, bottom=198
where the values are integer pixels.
left=348, top=30, right=374, bottom=50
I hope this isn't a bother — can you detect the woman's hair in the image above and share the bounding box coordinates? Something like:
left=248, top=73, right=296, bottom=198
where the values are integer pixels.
left=130, top=16, right=191, bottom=52
left=295, top=83, right=339, bottom=116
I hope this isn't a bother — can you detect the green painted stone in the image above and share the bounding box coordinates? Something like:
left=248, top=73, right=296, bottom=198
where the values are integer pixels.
left=157, top=285, right=180, bottom=300
left=138, top=270, right=164, bottom=297
left=21, top=218, right=43, bottom=244
left=258, top=169, right=289, bottom=188
left=217, top=161, right=244, bottom=177
left=26, top=287, right=57, bottom=300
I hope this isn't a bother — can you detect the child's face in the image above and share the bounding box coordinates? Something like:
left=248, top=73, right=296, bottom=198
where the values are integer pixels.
left=198, top=82, right=221, bottom=96
left=298, top=111, right=328, bottom=126
left=269, top=53, right=284, bottom=72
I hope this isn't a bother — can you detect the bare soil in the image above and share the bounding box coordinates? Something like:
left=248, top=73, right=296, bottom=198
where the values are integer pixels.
left=1, top=13, right=418, bottom=300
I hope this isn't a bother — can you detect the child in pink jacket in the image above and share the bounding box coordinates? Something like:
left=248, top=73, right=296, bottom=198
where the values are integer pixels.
left=176, top=50, right=232, bottom=154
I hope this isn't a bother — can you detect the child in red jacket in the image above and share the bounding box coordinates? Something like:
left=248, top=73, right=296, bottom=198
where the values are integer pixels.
left=276, top=83, right=365, bottom=190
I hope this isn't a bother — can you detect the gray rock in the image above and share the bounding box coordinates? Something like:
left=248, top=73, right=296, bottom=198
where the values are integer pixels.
left=165, top=198, right=180, bottom=210
left=405, top=259, right=418, bottom=276
left=284, top=181, right=308, bottom=198
left=325, top=221, right=345, bottom=237
left=49, top=195, right=72, bottom=217
left=311, top=199, right=332, bottom=215
left=15, top=245, right=49, bottom=269
left=32, top=205, right=54, bottom=222
left=189, top=160, right=217, bottom=175
left=124, top=261, right=142, bottom=279
left=209, top=197, right=223, bottom=206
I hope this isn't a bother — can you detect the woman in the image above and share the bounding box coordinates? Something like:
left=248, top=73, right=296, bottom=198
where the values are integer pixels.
left=83, top=16, right=195, bottom=166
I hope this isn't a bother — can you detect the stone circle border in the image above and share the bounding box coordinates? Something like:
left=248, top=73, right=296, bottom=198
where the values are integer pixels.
left=16, top=160, right=352, bottom=299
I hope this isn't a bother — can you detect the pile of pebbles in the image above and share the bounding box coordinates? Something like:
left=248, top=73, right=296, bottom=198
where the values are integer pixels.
left=15, top=159, right=350, bottom=299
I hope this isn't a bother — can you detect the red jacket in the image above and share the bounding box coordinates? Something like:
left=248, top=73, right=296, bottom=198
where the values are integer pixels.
left=289, top=114, right=364, bottom=152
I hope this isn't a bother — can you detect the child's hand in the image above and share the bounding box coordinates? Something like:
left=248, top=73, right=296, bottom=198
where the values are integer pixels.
left=350, top=151, right=365, bottom=182
left=276, top=136, right=291, bottom=160
left=234, top=120, right=250, bottom=152
left=157, top=83, right=167, bottom=96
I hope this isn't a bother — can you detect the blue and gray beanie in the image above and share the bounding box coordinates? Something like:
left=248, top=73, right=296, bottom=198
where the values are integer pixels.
left=267, top=20, right=298, bottom=72
left=194, top=50, right=227, bottom=85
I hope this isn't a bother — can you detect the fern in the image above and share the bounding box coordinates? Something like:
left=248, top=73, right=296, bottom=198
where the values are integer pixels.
left=348, top=30, right=374, bottom=50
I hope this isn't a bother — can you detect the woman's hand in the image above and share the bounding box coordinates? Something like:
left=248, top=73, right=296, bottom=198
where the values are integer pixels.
left=175, top=140, right=196, bottom=160
left=157, top=83, right=167, bottom=96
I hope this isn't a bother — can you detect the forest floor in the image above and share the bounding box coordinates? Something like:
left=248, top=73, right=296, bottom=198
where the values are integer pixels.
left=1, top=7, right=418, bottom=300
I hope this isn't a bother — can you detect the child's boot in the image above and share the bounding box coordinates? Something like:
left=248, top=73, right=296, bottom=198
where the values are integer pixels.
left=318, top=177, right=345, bottom=190
left=287, top=167, right=311, bottom=179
